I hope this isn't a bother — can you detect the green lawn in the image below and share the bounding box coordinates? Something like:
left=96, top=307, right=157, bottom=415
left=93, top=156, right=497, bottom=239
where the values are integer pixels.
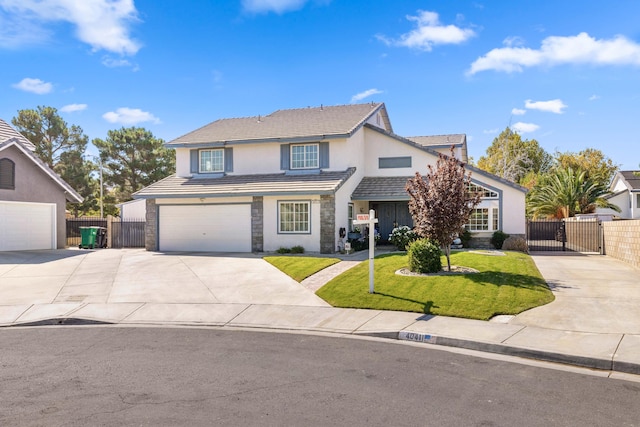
left=316, top=251, right=554, bottom=320
left=264, top=256, right=340, bottom=282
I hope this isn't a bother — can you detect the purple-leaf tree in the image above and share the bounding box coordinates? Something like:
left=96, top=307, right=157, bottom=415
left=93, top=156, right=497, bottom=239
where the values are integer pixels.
left=406, top=146, right=482, bottom=271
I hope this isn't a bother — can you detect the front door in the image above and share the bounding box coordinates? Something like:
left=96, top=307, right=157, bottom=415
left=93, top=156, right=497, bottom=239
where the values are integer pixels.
left=372, top=202, right=413, bottom=242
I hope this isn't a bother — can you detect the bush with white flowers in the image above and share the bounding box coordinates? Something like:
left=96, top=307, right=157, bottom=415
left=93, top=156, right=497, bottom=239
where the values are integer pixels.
left=388, top=226, right=419, bottom=251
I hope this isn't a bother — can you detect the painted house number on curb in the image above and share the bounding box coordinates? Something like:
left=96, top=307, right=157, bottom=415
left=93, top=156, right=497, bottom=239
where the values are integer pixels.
left=399, top=331, right=437, bottom=344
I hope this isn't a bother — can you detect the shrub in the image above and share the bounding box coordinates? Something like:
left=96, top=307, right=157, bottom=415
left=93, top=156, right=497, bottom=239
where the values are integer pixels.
left=407, top=239, right=442, bottom=274
left=290, top=245, right=305, bottom=254
left=459, top=228, right=473, bottom=248
left=276, top=247, right=291, bottom=254
left=502, top=236, right=528, bottom=253
left=388, top=226, right=419, bottom=251
left=490, top=230, right=510, bottom=249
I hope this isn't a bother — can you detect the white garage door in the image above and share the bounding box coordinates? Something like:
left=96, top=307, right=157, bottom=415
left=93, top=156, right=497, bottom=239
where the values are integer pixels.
left=0, top=201, right=56, bottom=251
left=159, top=204, right=252, bottom=252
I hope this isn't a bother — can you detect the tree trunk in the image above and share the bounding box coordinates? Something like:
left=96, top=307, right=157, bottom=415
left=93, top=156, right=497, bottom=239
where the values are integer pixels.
left=443, top=244, right=451, bottom=271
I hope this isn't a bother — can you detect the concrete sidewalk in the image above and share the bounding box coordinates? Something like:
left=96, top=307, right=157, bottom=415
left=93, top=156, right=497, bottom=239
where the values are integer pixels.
left=1, top=249, right=639, bottom=375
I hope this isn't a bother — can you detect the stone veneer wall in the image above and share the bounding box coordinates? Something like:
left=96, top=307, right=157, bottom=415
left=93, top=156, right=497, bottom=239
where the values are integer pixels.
left=145, top=198, right=158, bottom=251
left=320, top=194, right=335, bottom=254
left=251, top=196, right=264, bottom=252
left=602, top=219, right=640, bottom=270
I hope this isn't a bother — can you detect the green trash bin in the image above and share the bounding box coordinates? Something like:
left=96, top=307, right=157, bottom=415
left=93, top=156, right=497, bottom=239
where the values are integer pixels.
left=79, top=226, right=99, bottom=249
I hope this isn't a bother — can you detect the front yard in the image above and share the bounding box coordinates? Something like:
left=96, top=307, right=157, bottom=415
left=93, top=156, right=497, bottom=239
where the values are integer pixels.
left=268, top=251, right=554, bottom=321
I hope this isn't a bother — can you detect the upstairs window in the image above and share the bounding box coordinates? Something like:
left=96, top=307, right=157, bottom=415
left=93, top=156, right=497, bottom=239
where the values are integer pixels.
left=291, top=144, right=319, bottom=169
left=0, top=158, right=15, bottom=190
left=199, top=149, right=224, bottom=173
left=467, top=182, right=498, bottom=199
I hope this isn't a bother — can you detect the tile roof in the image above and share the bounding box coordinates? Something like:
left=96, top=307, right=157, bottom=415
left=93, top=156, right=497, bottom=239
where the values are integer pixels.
left=167, top=103, right=386, bottom=146
left=351, top=176, right=412, bottom=201
left=620, top=171, right=640, bottom=191
left=0, top=118, right=36, bottom=151
left=134, top=168, right=357, bottom=198
left=406, top=134, right=466, bottom=147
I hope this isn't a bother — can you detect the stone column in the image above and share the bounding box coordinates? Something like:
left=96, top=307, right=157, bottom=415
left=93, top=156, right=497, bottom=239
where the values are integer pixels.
left=252, top=196, right=264, bottom=252
left=320, top=194, right=335, bottom=254
left=145, top=198, right=158, bottom=251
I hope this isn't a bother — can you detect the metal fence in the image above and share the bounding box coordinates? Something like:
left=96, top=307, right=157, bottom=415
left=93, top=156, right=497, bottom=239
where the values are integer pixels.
left=526, top=219, right=603, bottom=253
left=66, top=217, right=145, bottom=248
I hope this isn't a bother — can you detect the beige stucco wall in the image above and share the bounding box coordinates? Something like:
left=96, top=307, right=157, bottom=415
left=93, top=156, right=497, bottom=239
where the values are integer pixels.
left=602, top=219, right=640, bottom=269
left=0, top=145, right=68, bottom=248
left=262, top=195, right=321, bottom=252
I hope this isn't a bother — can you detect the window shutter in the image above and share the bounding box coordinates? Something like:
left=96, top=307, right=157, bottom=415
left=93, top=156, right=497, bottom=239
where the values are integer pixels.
left=280, top=144, right=290, bottom=170
left=190, top=149, right=198, bottom=173
left=319, top=141, right=329, bottom=169
left=224, top=147, right=233, bottom=172
left=0, top=158, right=15, bottom=189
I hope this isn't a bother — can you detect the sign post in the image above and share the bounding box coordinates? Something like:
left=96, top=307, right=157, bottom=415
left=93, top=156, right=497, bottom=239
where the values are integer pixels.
left=352, top=209, right=379, bottom=294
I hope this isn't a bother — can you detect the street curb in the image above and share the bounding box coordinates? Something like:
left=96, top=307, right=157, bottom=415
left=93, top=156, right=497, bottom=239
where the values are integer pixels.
left=393, top=330, right=640, bottom=376
left=4, top=317, right=640, bottom=376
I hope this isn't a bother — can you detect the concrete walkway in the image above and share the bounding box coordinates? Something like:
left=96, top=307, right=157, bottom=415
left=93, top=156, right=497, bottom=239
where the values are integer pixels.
left=1, top=248, right=640, bottom=375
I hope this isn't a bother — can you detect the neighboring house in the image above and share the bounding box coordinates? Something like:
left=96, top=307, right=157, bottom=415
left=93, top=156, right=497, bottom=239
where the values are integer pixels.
left=117, top=199, right=147, bottom=220
left=134, top=103, right=527, bottom=253
left=0, top=118, right=83, bottom=250
left=596, top=171, right=640, bottom=219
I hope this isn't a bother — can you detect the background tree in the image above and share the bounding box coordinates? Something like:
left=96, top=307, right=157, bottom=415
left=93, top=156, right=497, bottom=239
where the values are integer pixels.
left=406, top=147, right=482, bottom=271
left=12, top=106, right=95, bottom=215
left=477, top=127, right=553, bottom=187
left=554, top=148, right=618, bottom=187
left=528, top=167, right=620, bottom=219
left=93, top=127, right=175, bottom=204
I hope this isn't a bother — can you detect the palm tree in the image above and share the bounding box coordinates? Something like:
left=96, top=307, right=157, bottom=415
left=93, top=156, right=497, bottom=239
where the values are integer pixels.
left=528, top=167, right=621, bottom=219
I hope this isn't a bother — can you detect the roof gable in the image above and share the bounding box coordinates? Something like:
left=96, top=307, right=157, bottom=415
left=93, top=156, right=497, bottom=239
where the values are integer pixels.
left=617, top=170, right=640, bottom=191
left=167, top=103, right=388, bottom=147
left=0, top=137, right=83, bottom=203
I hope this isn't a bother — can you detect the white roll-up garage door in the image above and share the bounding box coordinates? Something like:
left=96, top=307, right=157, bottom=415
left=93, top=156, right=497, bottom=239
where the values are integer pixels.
left=0, top=201, right=56, bottom=251
left=159, top=204, right=252, bottom=252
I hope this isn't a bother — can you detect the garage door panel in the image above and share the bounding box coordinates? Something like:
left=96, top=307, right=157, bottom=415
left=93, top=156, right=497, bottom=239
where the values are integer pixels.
left=0, top=202, right=55, bottom=251
left=159, top=204, right=251, bottom=252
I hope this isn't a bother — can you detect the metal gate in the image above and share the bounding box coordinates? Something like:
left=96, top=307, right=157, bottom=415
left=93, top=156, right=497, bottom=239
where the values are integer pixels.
left=526, top=219, right=603, bottom=253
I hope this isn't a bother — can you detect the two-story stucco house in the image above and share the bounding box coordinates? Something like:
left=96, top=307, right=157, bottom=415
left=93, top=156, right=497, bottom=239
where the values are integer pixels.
left=0, top=118, right=83, bottom=251
left=596, top=171, right=640, bottom=219
left=134, top=103, right=527, bottom=253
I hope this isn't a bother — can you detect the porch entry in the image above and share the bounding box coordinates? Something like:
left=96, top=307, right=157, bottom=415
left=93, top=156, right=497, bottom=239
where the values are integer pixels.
left=526, top=219, right=603, bottom=254
left=371, top=202, right=413, bottom=242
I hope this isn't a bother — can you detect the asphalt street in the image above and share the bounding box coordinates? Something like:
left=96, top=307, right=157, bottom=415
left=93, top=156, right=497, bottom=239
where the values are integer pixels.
left=1, top=327, right=639, bottom=426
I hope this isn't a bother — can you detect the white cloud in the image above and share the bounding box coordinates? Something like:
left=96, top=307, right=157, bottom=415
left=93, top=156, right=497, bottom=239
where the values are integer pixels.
left=60, top=103, right=87, bottom=113
left=377, top=10, right=476, bottom=51
left=350, top=88, right=383, bottom=103
left=512, top=122, right=540, bottom=133
left=0, top=0, right=141, bottom=55
left=102, top=56, right=131, bottom=67
left=483, top=128, right=499, bottom=134
left=12, top=77, right=52, bottom=94
left=525, top=99, right=567, bottom=114
left=102, top=107, right=160, bottom=125
left=589, top=94, right=600, bottom=101
left=468, top=32, right=640, bottom=75
left=511, top=108, right=526, bottom=116
left=242, top=0, right=308, bottom=14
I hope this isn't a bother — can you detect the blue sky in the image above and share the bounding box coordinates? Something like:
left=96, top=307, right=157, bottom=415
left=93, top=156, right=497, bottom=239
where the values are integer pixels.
left=1, top=0, right=638, bottom=171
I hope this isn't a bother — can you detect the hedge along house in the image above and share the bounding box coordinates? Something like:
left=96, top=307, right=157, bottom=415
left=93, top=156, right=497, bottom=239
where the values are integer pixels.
left=134, top=103, right=527, bottom=253
left=0, top=118, right=83, bottom=250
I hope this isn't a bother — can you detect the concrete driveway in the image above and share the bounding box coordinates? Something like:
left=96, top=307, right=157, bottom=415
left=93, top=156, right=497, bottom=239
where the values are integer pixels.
left=0, top=249, right=329, bottom=307
left=514, top=253, right=640, bottom=334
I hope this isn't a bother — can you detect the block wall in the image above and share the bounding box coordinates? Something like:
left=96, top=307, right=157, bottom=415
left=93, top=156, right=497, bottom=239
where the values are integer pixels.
left=602, top=220, right=640, bottom=270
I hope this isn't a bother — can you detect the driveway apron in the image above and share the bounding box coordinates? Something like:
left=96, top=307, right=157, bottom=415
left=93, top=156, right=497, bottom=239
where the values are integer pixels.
left=514, top=253, right=640, bottom=334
